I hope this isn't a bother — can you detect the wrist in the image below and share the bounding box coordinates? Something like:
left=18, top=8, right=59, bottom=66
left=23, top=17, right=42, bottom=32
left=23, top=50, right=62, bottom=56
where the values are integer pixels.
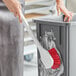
left=56, top=0, right=61, bottom=1
left=56, top=0, right=64, bottom=5
left=56, top=0, right=62, bottom=3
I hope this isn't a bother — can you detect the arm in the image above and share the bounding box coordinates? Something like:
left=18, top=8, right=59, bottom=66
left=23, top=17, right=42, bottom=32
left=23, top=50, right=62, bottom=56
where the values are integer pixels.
left=56, top=0, right=73, bottom=22
left=3, top=0, right=22, bottom=23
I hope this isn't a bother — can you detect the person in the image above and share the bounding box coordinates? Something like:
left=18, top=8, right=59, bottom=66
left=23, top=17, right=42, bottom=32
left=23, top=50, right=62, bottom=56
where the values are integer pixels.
left=0, top=0, right=73, bottom=76
left=3, top=0, right=73, bottom=22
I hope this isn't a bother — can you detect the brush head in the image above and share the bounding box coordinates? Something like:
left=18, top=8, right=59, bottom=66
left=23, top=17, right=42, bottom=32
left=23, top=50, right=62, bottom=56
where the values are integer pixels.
left=48, top=48, right=61, bottom=69
left=39, top=47, right=54, bottom=69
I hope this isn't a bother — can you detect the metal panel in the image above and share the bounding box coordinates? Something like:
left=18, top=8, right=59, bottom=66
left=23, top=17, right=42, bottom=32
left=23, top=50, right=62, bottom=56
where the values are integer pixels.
left=69, top=23, right=76, bottom=76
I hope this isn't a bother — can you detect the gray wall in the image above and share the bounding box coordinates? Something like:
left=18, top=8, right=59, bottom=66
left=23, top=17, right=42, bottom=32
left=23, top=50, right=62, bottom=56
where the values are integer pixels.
left=67, top=0, right=76, bottom=12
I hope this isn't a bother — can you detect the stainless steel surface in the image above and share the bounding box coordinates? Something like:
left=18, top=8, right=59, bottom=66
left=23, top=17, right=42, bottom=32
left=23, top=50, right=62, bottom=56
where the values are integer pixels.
left=69, top=22, right=76, bottom=76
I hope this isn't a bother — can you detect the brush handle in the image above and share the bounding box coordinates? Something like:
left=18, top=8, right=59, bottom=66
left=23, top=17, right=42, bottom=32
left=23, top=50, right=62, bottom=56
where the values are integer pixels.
left=19, top=10, right=43, bottom=51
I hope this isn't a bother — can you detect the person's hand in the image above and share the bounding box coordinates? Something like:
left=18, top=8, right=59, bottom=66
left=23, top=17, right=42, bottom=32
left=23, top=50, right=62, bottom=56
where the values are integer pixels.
left=56, top=0, right=73, bottom=22
left=3, top=0, right=22, bottom=23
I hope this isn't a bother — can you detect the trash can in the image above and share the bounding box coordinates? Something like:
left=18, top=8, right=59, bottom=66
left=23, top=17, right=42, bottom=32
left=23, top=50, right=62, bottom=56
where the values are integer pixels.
left=34, top=15, right=76, bottom=76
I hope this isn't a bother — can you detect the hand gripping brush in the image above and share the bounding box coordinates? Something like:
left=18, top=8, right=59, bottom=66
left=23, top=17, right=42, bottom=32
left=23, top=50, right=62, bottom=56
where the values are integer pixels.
left=19, top=10, right=61, bottom=69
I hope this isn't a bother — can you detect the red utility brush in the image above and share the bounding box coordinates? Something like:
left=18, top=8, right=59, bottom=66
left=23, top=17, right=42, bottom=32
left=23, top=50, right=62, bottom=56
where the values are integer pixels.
left=20, top=10, right=61, bottom=69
